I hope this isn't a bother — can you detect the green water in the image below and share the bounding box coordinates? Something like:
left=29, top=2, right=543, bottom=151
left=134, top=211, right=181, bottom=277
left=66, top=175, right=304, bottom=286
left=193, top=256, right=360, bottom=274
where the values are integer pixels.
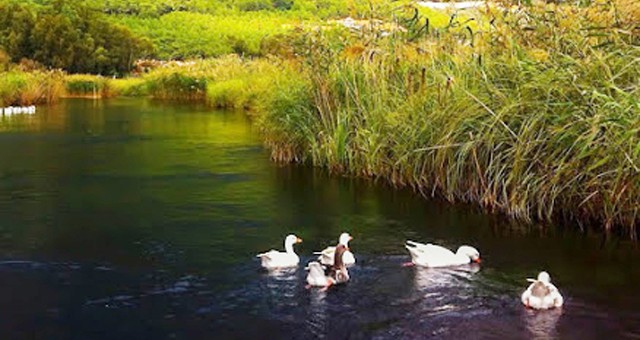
left=0, top=98, right=638, bottom=338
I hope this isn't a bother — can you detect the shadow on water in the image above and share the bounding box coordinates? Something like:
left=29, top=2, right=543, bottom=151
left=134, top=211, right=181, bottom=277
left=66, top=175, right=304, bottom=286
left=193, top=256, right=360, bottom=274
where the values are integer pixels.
left=0, top=98, right=639, bottom=338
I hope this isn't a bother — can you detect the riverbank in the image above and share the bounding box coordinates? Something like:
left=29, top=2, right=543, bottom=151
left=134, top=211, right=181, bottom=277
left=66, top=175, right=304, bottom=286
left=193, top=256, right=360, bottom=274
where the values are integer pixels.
left=257, top=2, right=640, bottom=236
left=2, top=1, right=638, bottom=236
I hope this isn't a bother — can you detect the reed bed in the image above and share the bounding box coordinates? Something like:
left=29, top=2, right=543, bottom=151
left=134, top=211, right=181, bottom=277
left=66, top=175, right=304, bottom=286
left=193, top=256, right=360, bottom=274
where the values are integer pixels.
left=64, top=74, right=114, bottom=98
left=0, top=70, right=64, bottom=106
left=257, top=1, right=640, bottom=236
left=2, top=0, right=638, bottom=236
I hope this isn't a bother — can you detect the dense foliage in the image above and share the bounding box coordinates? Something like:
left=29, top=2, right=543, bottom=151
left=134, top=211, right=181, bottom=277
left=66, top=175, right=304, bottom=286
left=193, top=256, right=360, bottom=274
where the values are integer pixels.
left=256, top=1, right=640, bottom=235
left=0, top=0, right=152, bottom=74
left=114, top=12, right=296, bottom=59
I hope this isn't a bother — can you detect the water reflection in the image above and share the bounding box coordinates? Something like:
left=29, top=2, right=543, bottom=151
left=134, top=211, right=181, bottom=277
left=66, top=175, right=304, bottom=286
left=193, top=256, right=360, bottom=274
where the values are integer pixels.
left=260, top=268, right=301, bottom=320
left=410, top=265, right=482, bottom=318
left=306, top=289, right=329, bottom=338
left=523, top=308, right=562, bottom=339
left=1, top=99, right=640, bottom=338
left=412, top=265, right=481, bottom=291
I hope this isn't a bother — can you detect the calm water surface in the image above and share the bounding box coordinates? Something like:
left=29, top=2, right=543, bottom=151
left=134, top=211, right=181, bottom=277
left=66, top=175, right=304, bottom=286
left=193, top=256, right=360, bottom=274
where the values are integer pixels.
left=0, top=98, right=639, bottom=339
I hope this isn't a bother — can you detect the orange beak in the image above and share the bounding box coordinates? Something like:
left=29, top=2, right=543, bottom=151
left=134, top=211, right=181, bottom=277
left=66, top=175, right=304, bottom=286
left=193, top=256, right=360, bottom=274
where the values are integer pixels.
left=296, top=237, right=303, bottom=243
left=473, top=257, right=482, bottom=264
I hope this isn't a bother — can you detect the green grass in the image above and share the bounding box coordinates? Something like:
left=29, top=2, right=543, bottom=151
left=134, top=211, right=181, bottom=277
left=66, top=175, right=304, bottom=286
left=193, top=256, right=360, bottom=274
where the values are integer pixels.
left=2, top=0, right=638, bottom=236
left=256, top=1, right=640, bottom=235
left=64, top=74, right=111, bottom=97
left=0, top=69, right=64, bottom=106
left=110, top=78, right=149, bottom=97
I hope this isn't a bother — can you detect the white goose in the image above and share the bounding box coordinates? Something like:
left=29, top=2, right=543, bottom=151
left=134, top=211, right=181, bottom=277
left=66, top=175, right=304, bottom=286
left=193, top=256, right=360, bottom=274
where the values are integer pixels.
left=306, top=244, right=350, bottom=290
left=405, top=240, right=481, bottom=267
left=305, top=261, right=335, bottom=288
left=521, top=271, right=564, bottom=310
left=256, top=234, right=302, bottom=269
left=315, top=232, right=355, bottom=266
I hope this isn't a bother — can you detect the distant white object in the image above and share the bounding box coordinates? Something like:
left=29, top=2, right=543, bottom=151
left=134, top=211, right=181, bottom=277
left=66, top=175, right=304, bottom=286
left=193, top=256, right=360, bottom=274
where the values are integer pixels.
left=416, top=1, right=485, bottom=10
left=256, top=234, right=303, bottom=269
left=521, top=271, right=564, bottom=310
left=315, top=232, right=356, bottom=266
left=339, top=17, right=362, bottom=29
left=405, top=240, right=481, bottom=267
left=2, top=106, right=36, bottom=115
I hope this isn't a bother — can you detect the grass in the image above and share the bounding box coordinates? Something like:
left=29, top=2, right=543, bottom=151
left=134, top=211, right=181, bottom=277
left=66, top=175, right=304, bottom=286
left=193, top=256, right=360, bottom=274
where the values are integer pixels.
left=0, top=70, right=64, bottom=106
left=2, top=0, right=638, bottom=236
left=64, top=74, right=112, bottom=98
left=255, top=1, right=640, bottom=236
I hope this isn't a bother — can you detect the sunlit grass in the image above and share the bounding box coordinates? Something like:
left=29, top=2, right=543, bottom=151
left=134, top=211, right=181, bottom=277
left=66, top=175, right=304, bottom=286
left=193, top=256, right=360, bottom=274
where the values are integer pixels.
left=257, top=1, right=640, bottom=235
left=0, top=70, right=64, bottom=106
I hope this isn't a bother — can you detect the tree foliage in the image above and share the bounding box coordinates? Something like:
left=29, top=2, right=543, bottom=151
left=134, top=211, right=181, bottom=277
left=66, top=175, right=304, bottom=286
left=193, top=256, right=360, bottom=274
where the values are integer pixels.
left=0, top=0, right=153, bottom=74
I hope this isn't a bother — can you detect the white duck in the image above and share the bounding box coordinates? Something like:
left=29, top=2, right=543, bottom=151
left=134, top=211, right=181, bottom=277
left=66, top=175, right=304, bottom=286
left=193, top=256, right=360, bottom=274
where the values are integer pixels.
left=305, top=261, right=335, bottom=288
left=308, top=238, right=352, bottom=287
left=405, top=240, right=481, bottom=267
left=521, top=271, right=564, bottom=310
left=256, top=234, right=302, bottom=269
left=315, top=232, right=355, bottom=266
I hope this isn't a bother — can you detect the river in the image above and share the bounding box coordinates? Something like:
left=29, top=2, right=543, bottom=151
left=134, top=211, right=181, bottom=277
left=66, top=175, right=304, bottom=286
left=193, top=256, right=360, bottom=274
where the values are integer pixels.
left=0, top=98, right=638, bottom=338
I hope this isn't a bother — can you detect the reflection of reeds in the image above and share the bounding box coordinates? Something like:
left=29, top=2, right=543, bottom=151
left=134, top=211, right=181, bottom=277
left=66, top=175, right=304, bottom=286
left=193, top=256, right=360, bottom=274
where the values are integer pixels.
left=259, top=2, right=640, bottom=235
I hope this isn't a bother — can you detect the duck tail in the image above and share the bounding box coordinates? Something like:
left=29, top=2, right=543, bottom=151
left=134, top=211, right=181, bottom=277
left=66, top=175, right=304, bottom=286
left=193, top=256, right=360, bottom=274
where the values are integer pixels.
left=405, top=244, right=417, bottom=254
left=406, top=240, right=421, bottom=248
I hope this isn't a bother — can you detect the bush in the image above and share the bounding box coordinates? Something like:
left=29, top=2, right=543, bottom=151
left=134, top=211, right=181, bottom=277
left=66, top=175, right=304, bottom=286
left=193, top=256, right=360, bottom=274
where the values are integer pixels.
left=64, top=74, right=110, bottom=97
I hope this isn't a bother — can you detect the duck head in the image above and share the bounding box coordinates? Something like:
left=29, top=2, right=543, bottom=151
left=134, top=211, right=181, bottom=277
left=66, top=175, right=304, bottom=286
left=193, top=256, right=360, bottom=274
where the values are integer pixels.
left=537, top=271, right=551, bottom=283
left=457, top=245, right=481, bottom=263
left=284, top=234, right=303, bottom=253
left=339, top=232, right=353, bottom=247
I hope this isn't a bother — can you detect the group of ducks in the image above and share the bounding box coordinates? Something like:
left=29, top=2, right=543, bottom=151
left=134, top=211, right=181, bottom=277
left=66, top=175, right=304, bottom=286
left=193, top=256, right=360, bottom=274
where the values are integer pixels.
left=257, top=233, right=564, bottom=310
left=2, top=106, right=37, bottom=115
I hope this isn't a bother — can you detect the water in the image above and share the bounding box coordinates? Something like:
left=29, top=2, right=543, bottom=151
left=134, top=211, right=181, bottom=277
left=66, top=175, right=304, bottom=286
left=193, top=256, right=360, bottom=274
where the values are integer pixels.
left=0, top=98, right=639, bottom=339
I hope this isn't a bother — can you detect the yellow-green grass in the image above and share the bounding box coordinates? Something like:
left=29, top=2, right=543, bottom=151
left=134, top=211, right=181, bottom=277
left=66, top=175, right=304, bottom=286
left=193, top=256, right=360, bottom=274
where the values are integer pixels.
left=257, top=1, right=640, bottom=236
left=0, top=70, right=64, bottom=106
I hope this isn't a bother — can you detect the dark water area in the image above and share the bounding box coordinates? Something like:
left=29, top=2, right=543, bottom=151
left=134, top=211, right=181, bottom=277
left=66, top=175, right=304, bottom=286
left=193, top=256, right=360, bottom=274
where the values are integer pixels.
left=0, top=98, right=639, bottom=339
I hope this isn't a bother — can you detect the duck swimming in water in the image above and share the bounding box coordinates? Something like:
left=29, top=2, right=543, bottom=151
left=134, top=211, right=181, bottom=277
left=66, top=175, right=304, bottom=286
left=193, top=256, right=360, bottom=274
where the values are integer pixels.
left=521, top=271, right=564, bottom=310
left=305, top=261, right=335, bottom=288
left=256, top=234, right=302, bottom=269
left=315, top=232, right=355, bottom=266
left=328, top=243, right=350, bottom=283
left=307, top=242, right=351, bottom=290
left=405, top=240, right=481, bottom=267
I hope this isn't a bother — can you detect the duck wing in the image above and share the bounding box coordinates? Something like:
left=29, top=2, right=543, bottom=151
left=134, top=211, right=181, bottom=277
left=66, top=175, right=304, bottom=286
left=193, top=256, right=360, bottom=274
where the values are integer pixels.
left=421, top=244, right=456, bottom=258
left=256, top=250, right=280, bottom=258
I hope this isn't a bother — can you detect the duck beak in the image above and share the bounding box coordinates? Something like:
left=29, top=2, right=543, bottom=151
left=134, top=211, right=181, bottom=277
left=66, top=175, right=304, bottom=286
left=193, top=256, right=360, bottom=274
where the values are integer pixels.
left=296, top=237, right=303, bottom=243
left=473, top=257, right=481, bottom=264
left=349, top=236, right=353, bottom=241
